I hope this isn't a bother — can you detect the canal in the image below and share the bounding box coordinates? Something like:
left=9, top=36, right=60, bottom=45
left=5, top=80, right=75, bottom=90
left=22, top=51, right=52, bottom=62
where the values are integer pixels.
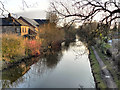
left=2, top=39, right=95, bottom=88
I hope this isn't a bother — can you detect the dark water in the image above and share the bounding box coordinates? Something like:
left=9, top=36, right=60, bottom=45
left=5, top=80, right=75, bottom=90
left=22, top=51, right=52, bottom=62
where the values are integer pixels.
left=2, top=39, right=95, bottom=88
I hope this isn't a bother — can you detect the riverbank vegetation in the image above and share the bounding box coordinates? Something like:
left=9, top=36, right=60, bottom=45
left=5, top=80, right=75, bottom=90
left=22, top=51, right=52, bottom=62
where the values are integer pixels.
left=89, top=47, right=107, bottom=88
left=38, top=22, right=65, bottom=48
left=2, top=34, right=25, bottom=62
left=63, top=24, right=77, bottom=42
left=95, top=46, right=120, bottom=89
left=1, top=23, right=74, bottom=71
left=1, top=0, right=120, bottom=88
left=76, top=20, right=120, bottom=88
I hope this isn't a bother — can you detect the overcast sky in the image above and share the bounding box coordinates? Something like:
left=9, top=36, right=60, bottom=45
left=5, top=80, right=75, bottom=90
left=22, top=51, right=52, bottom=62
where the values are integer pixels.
left=0, top=0, right=49, bottom=19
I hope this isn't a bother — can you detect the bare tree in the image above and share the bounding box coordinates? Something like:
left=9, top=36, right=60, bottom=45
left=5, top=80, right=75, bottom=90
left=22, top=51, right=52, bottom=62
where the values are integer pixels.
left=21, top=0, right=38, bottom=11
left=0, top=0, right=38, bottom=18
left=50, top=0, right=120, bottom=25
left=0, top=1, right=19, bottom=18
left=0, top=1, right=9, bottom=17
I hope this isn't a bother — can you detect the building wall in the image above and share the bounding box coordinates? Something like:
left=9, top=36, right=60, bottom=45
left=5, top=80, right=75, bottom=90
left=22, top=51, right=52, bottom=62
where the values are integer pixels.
left=20, top=26, right=29, bottom=36
left=18, top=18, right=38, bottom=33
left=35, top=27, right=38, bottom=32
left=1, top=25, right=30, bottom=36
left=1, top=26, right=21, bottom=35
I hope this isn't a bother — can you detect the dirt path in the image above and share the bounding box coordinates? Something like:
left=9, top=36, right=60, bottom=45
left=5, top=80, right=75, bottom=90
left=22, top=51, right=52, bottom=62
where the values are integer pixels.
left=91, top=46, right=117, bottom=88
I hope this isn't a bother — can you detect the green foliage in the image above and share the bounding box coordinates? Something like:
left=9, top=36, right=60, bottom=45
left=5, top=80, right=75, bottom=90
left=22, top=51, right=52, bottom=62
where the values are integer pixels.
left=97, top=35, right=111, bottom=55
left=100, top=42, right=110, bottom=50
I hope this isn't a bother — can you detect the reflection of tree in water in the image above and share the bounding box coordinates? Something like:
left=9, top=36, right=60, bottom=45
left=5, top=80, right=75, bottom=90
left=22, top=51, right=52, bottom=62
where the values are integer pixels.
left=2, top=47, right=63, bottom=88
left=2, top=56, right=41, bottom=88
left=30, top=49, right=63, bottom=76
left=62, top=40, right=76, bottom=52
left=44, top=50, right=63, bottom=68
left=72, top=41, right=89, bottom=60
left=2, top=64, right=26, bottom=88
left=62, top=39, right=89, bottom=61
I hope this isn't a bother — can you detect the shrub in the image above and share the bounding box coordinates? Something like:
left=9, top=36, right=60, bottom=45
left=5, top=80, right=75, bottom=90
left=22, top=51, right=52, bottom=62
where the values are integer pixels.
left=38, top=23, right=65, bottom=47
left=25, top=39, right=41, bottom=56
left=2, top=34, right=25, bottom=61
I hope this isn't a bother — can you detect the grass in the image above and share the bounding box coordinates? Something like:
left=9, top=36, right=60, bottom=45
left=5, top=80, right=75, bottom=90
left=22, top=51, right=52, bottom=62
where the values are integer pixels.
left=89, top=47, right=107, bottom=88
left=95, top=46, right=120, bottom=89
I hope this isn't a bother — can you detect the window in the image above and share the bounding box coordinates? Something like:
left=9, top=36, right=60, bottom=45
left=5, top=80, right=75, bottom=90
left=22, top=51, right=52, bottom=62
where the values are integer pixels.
left=16, top=28, right=20, bottom=33
left=25, top=28, right=26, bottom=32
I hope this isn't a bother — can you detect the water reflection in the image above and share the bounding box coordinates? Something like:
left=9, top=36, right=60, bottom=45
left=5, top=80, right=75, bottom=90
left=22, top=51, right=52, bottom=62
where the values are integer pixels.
left=2, top=39, right=95, bottom=88
left=2, top=45, right=63, bottom=88
left=62, top=39, right=76, bottom=52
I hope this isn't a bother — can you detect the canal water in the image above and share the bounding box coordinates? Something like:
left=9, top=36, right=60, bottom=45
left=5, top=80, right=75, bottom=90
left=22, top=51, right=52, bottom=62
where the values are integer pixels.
left=2, top=39, right=95, bottom=88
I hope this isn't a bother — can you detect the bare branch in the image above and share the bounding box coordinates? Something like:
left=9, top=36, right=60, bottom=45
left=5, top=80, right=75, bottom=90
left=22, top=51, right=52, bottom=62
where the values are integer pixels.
left=50, top=0, right=120, bottom=24
left=60, top=2, right=71, bottom=14
left=0, top=1, right=9, bottom=17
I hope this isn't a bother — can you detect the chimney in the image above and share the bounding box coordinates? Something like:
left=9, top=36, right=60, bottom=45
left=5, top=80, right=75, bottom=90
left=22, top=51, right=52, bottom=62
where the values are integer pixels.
left=8, top=13, right=11, bottom=18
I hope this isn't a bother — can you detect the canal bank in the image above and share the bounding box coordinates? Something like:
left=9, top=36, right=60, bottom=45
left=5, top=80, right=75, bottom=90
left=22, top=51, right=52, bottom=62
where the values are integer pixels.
left=89, top=46, right=118, bottom=88
left=1, top=41, right=63, bottom=71
left=88, top=47, right=107, bottom=88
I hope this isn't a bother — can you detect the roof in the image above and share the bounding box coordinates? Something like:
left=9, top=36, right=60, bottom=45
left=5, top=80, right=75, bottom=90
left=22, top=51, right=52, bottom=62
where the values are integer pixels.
left=17, top=19, right=28, bottom=26
left=34, top=19, right=49, bottom=25
left=0, top=17, right=21, bottom=26
left=19, top=17, right=39, bottom=28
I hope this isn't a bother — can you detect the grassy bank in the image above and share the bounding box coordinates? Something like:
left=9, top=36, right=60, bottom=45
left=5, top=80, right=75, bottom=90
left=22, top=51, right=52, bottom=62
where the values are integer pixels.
left=95, top=46, right=120, bottom=89
left=89, top=47, right=107, bottom=88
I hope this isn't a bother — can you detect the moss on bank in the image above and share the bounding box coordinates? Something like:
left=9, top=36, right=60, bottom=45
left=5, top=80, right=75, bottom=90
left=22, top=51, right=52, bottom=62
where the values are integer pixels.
left=89, top=47, right=107, bottom=88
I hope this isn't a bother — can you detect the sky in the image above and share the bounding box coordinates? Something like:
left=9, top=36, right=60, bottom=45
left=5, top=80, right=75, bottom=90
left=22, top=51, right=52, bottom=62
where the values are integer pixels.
left=0, top=0, right=50, bottom=19
left=0, top=0, right=119, bottom=23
